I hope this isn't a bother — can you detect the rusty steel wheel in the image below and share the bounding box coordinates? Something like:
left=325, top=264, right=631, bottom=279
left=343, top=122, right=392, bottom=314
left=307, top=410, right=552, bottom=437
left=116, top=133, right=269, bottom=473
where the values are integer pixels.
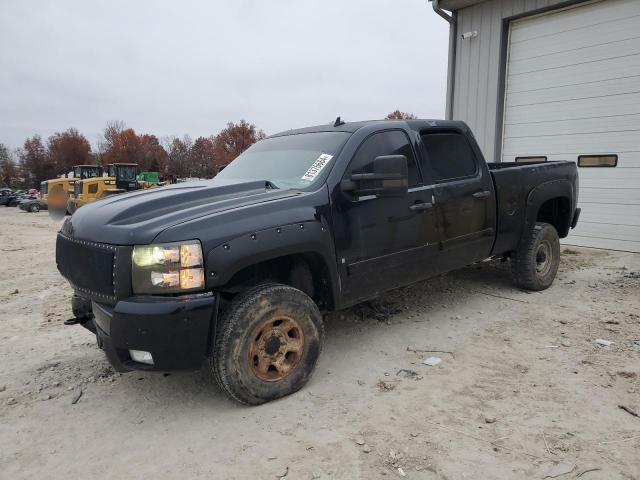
left=212, top=283, right=324, bottom=405
left=249, top=315, right=305, bottom=381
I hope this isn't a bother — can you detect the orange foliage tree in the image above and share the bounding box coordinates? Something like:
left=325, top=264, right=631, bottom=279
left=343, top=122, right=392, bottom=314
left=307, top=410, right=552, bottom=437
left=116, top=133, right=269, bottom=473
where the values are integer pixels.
left=14, top=118, right=268, bottom=184
left=47, top=128, right=92, bottom=175
left=138, top=134, right=168, bottom=173
left=385, top=110, right=417, bottom=120
left=190, top=136, right=217, bottom=178
left=213, top=120, right=265, bottom=169
left=100, top=123, right=168, bottom=176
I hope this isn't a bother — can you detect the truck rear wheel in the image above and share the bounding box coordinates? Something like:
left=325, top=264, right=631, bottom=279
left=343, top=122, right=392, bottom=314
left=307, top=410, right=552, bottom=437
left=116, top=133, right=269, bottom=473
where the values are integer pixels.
left=511, top=222, right=560, bottom=291
left=212, top=283, right=324, bottom=405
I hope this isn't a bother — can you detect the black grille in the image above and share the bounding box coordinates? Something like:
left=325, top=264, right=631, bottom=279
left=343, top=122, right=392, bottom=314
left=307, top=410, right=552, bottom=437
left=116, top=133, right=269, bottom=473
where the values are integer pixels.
left=56, top=234, right=116, bottom=300
left=74, top=181, right=82, bottom=196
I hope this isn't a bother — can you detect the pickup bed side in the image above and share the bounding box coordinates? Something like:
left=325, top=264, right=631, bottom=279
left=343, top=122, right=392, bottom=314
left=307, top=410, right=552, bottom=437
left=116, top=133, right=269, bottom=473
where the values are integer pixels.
left=489, top=162, right=579, bottom=256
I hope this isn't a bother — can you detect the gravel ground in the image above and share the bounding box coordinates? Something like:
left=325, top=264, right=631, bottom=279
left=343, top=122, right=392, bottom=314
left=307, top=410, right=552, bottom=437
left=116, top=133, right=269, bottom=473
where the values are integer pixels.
left=0, top=207, right=639, bottom=480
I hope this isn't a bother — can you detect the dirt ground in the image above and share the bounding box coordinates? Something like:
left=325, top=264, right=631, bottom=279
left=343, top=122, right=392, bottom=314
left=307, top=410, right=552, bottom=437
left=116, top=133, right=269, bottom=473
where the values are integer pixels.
left=0, top=207, right=639, bottom=480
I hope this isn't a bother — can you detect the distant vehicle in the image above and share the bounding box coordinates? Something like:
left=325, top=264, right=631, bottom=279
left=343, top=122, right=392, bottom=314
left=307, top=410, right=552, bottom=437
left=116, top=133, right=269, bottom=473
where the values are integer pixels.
left=43, top=165, right=104, bottom=216
left=19, top=198, right=48, bottom=213
left=66, top=163, right=157, bottom=214
left=0, top=189, right=13, bottom=206
left=57, top=119, right=580, bottom=405
left=6, top=192, right=33, bottom=207
left=137, top=171, right=163, bottom=187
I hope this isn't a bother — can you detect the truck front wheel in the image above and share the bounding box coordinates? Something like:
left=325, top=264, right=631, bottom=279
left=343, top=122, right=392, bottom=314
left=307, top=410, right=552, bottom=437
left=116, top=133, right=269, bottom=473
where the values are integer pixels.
left=212, top=283, right=324, bottom=405
left=511, top=222, right=560, bottom=291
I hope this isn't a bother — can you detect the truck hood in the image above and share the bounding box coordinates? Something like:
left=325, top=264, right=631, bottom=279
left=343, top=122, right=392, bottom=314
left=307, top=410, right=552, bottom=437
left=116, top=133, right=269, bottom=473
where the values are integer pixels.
left=63, top=180, right=301, bottom=245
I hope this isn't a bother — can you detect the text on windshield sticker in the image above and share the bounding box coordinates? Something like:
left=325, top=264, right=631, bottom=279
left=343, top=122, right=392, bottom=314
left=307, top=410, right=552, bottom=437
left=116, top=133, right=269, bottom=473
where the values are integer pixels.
left=301, top=154, right=333, bottom=182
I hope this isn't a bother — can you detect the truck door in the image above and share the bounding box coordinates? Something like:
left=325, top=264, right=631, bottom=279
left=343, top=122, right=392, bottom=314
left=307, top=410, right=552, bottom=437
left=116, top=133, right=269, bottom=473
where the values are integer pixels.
left=332, top=129, right=440, bottom=304
left=420, top=130, right=496, bottom=268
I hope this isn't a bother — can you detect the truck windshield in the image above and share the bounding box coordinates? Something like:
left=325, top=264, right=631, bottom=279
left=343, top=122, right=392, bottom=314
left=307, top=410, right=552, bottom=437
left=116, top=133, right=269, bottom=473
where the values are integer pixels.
left=109, top=165, right=137, bottom=181
left=215, top=132, right=350, bottom=189
left=75, top=166, right=103, bottom=179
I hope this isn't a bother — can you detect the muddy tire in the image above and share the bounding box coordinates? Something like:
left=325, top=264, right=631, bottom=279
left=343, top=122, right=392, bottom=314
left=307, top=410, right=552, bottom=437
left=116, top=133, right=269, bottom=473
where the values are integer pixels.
left=511, top=222, right=560, bottom=291
left=212, top=283, right=324, bottom=405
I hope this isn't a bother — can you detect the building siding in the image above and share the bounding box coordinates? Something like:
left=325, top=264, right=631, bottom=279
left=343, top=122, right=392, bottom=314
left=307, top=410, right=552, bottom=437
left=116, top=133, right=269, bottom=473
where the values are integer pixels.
left=451, top=0, right=575, bottom=161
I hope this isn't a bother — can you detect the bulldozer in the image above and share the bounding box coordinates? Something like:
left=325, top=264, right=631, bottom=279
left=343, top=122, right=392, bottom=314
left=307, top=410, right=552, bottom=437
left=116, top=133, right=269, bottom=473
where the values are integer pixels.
left=66, top=163, right=158, bottom=214
left=43, top=165, right=104, bottom=215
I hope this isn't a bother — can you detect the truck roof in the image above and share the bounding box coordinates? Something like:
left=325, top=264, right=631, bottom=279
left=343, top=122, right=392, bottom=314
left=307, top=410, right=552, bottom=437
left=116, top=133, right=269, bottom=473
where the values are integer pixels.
left=270, top=119, right=468, bottom=137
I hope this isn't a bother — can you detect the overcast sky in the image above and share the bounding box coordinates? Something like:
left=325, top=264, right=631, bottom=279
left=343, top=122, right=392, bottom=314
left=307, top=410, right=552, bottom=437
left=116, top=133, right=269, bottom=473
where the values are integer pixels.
left=0, top=0, right=449, bottom=150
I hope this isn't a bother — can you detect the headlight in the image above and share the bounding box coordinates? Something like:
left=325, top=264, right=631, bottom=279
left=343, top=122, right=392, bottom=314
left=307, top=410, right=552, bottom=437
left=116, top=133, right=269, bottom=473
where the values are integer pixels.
left=131, top=240, right=205, bottom=294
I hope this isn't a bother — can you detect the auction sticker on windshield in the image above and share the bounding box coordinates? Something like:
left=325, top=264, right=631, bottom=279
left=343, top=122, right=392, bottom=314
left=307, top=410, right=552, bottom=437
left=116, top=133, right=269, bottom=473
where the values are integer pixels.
left=301, top=154, right=333, bottom=182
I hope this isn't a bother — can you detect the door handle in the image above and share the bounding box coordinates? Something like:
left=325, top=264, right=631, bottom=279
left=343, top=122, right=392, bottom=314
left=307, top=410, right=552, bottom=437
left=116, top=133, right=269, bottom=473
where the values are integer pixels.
left=472, top=190, right=491, bottom=199
left=409, top=201, right=433, bottom=211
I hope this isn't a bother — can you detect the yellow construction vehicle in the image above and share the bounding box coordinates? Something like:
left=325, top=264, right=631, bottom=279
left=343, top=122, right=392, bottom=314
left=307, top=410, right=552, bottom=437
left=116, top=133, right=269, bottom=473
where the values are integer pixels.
left=67, top=163, right=154, bottom=214
left=43, top=165, right=103, bottom=215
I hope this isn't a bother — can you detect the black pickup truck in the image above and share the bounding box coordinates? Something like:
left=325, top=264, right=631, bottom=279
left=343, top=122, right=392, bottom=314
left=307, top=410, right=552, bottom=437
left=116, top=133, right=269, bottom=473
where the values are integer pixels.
left=56, top=119, right=580, bottom=404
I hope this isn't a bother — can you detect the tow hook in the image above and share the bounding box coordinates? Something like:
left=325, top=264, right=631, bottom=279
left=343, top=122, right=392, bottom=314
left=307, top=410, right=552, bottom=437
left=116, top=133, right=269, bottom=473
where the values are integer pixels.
left=64, top=315, right=97, bottom=334
left=63, top=317, right=86, bottom=326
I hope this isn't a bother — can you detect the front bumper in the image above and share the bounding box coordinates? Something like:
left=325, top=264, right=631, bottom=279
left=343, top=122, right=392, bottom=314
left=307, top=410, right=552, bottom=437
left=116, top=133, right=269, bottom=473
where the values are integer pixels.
left=90, top=293, right=217, bottom=372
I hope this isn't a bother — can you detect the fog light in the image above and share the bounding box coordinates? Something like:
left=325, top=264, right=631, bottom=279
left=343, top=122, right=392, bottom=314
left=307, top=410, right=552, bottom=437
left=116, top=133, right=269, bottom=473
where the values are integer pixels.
left=129, top=350, right=154, bottom=365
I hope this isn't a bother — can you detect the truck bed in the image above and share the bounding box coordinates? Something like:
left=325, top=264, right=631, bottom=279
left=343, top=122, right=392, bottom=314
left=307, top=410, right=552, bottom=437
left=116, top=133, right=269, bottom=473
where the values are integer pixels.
left=488, top=161, right=579, bottom=256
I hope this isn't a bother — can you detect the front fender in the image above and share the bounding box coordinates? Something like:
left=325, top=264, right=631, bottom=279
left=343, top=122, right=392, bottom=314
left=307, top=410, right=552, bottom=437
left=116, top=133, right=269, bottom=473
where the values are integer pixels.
left=205, top=220, right=338, bottom=304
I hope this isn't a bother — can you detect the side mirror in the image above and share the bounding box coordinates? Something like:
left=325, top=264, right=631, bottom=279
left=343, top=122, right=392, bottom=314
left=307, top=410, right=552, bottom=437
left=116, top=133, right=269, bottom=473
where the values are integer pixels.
left=342, top=155, right=408, bottom=198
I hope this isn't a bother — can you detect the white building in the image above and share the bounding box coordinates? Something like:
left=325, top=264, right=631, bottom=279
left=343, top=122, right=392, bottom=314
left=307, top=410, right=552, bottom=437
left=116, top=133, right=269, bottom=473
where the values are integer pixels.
left=432, top=0, right=640, bottom=252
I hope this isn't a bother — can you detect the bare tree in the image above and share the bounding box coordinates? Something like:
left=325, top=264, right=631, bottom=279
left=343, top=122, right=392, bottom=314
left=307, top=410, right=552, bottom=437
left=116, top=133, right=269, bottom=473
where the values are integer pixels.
left=19, top=135, right=53, bottom=188
left=99, top=120, right=126, bottom=155
left=0, top=143, right=19, bottom=188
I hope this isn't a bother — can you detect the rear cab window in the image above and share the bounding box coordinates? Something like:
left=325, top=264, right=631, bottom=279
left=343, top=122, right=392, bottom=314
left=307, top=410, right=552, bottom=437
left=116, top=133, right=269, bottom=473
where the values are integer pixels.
left=420, top=131, right=478, bottom=181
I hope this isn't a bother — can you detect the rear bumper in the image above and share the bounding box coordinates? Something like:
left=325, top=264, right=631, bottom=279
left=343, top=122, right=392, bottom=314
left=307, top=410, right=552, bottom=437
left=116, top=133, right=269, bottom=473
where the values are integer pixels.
left=90, top=293, right=217, bottom=372
left=571, top=208, right=581, bottom=229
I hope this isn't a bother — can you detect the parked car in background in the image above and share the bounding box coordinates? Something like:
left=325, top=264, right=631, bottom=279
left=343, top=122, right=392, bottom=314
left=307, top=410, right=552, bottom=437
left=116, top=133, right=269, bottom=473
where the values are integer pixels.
left=19, top=197, right=48, bottom=213
left=0, top=189, right=14, bottom=206
left=6, top=192, right=32, bottom=207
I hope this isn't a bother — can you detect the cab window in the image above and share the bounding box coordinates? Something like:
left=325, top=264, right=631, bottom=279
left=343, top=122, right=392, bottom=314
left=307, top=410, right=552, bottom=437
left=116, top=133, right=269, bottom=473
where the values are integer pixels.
left=421, top=131, right=477, bottom=181
left=347, top=130, right=420, bottom=186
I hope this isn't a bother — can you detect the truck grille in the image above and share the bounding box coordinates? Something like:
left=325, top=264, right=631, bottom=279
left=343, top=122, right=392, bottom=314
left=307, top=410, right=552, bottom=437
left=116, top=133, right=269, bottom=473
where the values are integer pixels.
left=56, top=233, right=117, bottom=301
left=74, top=181, right=82, bottom=196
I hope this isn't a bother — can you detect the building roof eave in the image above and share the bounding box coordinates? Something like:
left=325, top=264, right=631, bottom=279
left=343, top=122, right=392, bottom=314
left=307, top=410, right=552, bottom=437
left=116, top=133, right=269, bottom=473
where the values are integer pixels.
left=437, top=0, right=486, bottom=11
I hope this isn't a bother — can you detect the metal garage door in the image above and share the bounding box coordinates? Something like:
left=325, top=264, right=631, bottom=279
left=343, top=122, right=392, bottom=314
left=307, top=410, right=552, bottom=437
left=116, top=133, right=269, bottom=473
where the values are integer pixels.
left=502, top=0, right=640, bottom=252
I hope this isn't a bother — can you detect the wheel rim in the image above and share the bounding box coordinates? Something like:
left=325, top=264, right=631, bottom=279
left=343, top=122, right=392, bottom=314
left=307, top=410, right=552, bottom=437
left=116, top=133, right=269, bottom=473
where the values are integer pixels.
left=535, top=241, right=553, bottom=276
left=249, top=315, right=305, bottom=381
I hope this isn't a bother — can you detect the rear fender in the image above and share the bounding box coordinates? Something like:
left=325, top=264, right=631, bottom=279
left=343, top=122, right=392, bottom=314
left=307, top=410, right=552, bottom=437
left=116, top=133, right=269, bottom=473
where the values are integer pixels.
left=525, top=179, right=574, bottom=238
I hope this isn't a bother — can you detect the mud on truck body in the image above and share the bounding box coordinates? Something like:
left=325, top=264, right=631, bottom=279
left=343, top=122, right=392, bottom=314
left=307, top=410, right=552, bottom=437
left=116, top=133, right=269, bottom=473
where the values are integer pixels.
left=56, top=119, right=580, bottom=404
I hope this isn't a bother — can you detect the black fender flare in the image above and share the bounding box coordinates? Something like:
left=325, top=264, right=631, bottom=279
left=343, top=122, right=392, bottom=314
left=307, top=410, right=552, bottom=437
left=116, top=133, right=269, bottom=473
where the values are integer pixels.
left=524, top=179, right=574, bottom=238
left=205, top=220, right=339, bottom=308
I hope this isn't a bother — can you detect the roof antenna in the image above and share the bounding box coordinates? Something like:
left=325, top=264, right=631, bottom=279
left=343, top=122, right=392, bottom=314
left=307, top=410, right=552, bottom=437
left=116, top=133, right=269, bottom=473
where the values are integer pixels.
left=333, top=116, right=346, bottom=127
